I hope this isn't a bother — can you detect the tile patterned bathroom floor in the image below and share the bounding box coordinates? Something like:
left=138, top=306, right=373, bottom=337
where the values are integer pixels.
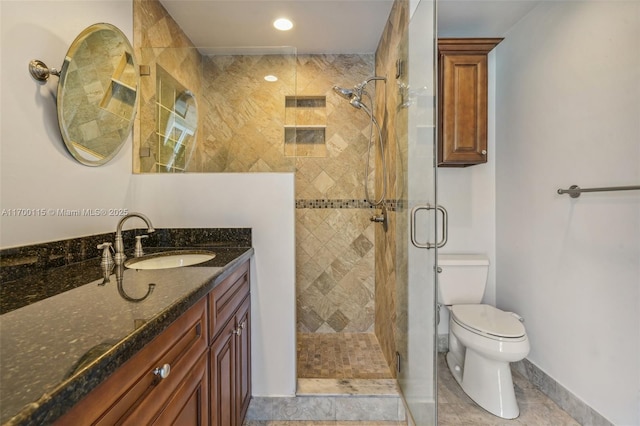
left=297, top=333, right=392, bottom=379
left=262, top=334, right=579, bottom=425
left=437, top=354, right=580, bottom=425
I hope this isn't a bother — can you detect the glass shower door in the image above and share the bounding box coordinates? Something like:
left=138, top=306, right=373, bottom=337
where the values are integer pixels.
left=396, top=0, right=438, bottom=424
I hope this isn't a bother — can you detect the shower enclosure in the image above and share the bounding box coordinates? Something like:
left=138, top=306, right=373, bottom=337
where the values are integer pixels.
left=298, top=0, right=439, bottom=423
left=394, top=0, right=439, bottom=423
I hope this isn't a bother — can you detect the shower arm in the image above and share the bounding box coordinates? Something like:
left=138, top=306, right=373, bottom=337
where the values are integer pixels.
left=355, top=76, right=387, bottom=97
left=364, top=76, right=387, bottom=85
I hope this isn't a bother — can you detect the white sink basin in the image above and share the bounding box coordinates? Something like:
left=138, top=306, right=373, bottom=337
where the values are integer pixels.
left=124, top=250, right=216, bottom=270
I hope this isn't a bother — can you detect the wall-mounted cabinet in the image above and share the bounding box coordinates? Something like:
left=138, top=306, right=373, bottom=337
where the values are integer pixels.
left=438, top=38, right=502, bottom=167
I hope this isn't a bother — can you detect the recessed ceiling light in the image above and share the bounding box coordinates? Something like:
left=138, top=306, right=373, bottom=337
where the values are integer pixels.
left=273, top=18, right=293, bottom=31
left=264, top=75, right=278, bottom=82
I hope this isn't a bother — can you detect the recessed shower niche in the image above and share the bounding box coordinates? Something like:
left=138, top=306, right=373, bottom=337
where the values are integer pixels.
left=284, top=96, right=327, bottom=157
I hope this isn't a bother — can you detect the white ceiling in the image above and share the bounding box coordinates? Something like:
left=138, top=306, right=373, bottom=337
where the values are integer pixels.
left=438, top=0, right=540, bottom=38
left=159, top=0, right=541, bottom=55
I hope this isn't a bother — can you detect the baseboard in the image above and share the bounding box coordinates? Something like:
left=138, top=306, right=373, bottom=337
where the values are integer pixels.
left=438, top=334, right=613, bottom=425
left=512, top=358, right=613, bottom=426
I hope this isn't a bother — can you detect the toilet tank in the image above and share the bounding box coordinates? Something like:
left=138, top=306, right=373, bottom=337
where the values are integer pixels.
left=437, top=254, right=490, bottom=305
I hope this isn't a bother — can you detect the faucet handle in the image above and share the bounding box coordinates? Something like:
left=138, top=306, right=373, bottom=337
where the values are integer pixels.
left=97, top=242, right=114, bottom=269
left=134, top=235, right=149, bottom=258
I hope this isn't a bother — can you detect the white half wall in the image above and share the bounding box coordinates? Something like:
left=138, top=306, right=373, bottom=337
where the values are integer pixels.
left=0, top=0, right=135, bottom=248
left=495, top=2, right=640, bottom=424
left=131, top=173, right=297, bottom=397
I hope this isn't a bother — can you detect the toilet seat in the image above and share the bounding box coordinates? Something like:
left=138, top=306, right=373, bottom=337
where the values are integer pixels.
left=451, top=304, right=525, bottom=340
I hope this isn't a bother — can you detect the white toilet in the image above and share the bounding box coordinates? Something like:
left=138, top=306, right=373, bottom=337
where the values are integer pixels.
left=438, top=254, right=530, bottom=419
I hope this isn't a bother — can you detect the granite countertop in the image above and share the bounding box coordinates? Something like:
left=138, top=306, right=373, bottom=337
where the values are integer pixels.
left=0, top=232, right=253, bottom=425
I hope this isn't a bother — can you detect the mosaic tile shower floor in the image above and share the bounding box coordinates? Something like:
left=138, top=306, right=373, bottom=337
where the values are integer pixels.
left=297, top=333, right=393, bottom=379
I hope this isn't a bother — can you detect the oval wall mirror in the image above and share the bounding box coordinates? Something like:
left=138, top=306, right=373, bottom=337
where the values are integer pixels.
left=56, top=23, right=139, bottom=166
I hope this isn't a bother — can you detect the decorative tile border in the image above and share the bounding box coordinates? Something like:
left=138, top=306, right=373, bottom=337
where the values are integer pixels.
left=296, top=199, right=405, bottom=211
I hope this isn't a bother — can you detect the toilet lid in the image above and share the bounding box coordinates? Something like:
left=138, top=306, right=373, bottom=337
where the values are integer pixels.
left=451, top=305, right=525, bottom=338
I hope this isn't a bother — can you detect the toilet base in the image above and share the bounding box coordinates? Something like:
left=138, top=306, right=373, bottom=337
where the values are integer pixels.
left=446, top=349, right=520, bottom=419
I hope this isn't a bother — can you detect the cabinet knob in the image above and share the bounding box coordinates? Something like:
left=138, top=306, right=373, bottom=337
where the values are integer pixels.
left=233, top=323, right=245, bottom=336
left=481, top=150, right=487, bottom=155
left=153, top=363, right=171, bottom=379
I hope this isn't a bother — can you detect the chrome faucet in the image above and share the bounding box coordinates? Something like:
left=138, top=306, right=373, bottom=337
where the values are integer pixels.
left=114, top=213, right=155, bottom=265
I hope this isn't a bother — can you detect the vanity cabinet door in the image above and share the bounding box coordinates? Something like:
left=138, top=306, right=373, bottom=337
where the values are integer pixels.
left=236, top=296, right=252, bottom=424
left=438, top=38, right=502, bottom=167
left=208, top=259, right=251, bottom=425
left=151, top=352, right=209, bottom=425
left=210, top=316, right=237, bottom=426
left=209, top=260, right=250, bottom=342
left=210, top=294, right=251, bottom=426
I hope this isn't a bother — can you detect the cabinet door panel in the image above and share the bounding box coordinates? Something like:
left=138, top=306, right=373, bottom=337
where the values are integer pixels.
left=151, top=352, right=209, bottom=426
left=438, top=38, right=502, bottom=167
left=210, top=318, right=236, bottom=426
left=441, top=54, right=487, bottom=165
left=236, top=296, right=251, bottom=424
left=209, top=261, right=250, bottom=341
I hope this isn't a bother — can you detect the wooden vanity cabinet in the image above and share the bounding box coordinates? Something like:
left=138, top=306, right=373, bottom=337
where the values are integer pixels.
left=55, top=259, right=252, bottom=426
left=55, top=298, right=209, bottom=425
left=209, top=261, right=251, bottom=426
left=438, top=38, right=502, bottom=167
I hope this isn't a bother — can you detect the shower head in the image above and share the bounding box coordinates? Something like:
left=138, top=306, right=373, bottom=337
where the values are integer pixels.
left=349, top=97, right=363, bottom=109
left=332, top=85, right=355, bottom=100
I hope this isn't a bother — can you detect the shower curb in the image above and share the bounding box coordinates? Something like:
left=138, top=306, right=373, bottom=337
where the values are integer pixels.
left=246, top=379, right=406, bottom=422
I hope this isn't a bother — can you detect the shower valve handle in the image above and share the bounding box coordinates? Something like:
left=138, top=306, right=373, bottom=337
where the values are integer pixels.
left=370, top=214, right=385, bottom=223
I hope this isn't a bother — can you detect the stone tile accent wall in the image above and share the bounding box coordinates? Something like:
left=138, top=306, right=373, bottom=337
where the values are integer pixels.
left=294, top=54, right=381, bottom=334
left=134, top=0, right=380, bottom=333
left=296, top=207, right=375, bottom=333
left=374, top=0, right=409, bottom=376
left=134, top=2, right=374, bottom=178
left=202, top=53, right=297, bottom=172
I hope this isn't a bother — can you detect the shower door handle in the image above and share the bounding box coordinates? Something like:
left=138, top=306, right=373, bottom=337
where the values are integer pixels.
left=410, top=205, right=448, bottom=249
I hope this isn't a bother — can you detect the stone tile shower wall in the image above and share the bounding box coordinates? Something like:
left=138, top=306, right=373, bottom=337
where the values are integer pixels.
left=133, top=0, right=378, bottom=333
left=201, top=54, right=297, bottom=172
left=374, top=0, right=409, bottom=375
left=295, top=54, right=378, bottom=333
